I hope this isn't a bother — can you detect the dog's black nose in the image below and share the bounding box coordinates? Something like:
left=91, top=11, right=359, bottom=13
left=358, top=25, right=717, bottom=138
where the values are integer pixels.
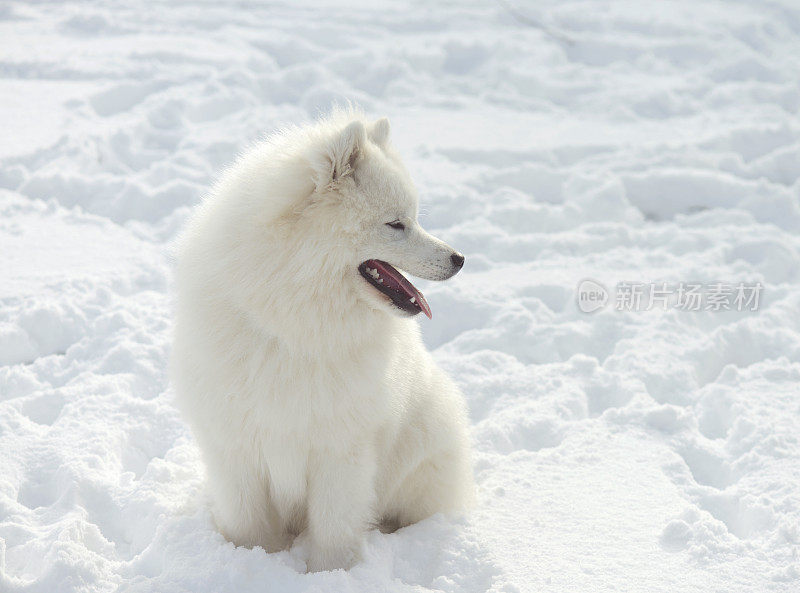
left=451, top=252, right=465, bottom=269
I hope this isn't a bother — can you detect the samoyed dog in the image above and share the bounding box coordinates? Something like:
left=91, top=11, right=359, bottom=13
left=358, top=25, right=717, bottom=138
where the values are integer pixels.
left=171, top=109, right=474, bottom=572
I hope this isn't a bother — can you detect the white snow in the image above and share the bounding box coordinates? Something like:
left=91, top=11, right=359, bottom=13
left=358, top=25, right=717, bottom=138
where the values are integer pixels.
left=2, top=1, right=800, bottom=591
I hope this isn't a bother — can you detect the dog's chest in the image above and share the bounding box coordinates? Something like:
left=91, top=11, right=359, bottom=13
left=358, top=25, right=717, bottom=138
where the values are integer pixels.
left=251, top=343, right=398, bottom=442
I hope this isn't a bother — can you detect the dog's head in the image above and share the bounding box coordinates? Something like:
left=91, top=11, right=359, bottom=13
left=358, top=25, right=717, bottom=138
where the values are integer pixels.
left=190, top=113, right=466, bottom=343
left=303, top=116, right=464, bottom=319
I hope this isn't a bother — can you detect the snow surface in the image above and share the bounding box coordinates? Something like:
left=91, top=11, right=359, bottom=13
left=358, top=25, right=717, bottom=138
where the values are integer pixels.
left=2, top=1, right=800, bottom=591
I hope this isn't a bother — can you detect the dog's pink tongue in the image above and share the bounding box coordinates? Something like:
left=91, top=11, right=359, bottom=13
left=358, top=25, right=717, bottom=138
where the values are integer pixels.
left=372, top=260, right=432, bottom=318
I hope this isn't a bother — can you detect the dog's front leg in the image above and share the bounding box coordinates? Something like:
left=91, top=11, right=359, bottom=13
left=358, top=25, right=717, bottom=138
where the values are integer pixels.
left=306, top=444, right=376, bottom=572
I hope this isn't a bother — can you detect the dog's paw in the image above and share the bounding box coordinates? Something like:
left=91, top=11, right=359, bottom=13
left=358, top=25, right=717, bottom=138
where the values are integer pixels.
left=306, top=543, right=360, bottom=572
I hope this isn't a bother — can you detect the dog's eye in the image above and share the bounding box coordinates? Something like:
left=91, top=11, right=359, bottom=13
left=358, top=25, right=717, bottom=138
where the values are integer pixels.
left=386, top=220, right=405, bottom=230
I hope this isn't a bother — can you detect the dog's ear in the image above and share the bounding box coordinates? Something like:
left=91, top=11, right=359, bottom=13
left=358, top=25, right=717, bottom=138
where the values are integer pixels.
left=368, top=117, right=390, bottom=147
left=313, top=120, right=366, bottom=190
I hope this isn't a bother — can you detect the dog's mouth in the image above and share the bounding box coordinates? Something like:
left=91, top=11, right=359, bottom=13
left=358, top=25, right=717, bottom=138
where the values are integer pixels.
left=358, top=259, right=432, bottom=318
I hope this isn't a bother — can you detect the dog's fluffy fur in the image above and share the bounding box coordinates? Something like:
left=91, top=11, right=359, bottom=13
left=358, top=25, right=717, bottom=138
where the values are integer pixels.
left=171, top=109, right=474, bottom=571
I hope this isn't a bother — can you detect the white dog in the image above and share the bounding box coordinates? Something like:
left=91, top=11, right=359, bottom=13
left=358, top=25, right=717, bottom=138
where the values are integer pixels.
left=171, top=109, right=474, bottom=572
